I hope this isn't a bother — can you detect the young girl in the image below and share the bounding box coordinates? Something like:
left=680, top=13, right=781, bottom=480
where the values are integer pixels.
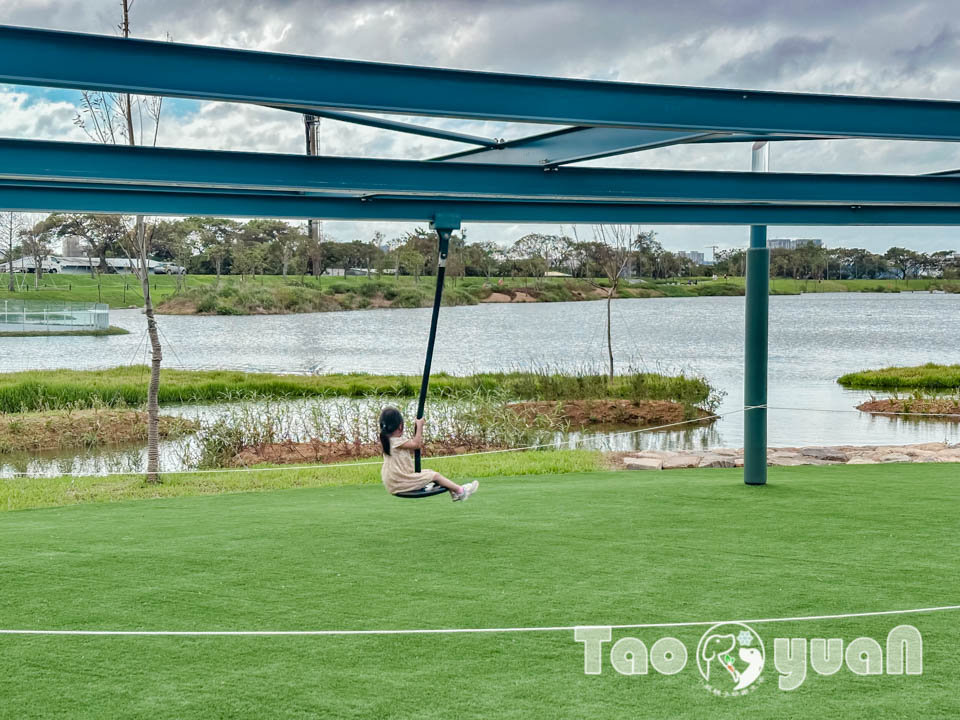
left=379, top=407, right=478, bottom=502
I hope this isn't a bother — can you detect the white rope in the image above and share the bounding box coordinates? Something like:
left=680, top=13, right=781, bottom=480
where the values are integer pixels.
left=2, top=604, right=957, bottom=637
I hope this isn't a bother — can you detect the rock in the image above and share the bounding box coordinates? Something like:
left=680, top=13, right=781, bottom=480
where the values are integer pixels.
left=699, top=454, right=735, bottom=469
left=632, top=450, right=674, bottom=460
left=909, top=442, right=948, bottom=452
left=768, top=454, right=812, bottom=467
left=710, top=448, right=740, bottom=457
left=662, top=455, right=702, bottom=470
left=846, top=457, right=874, bottom=464
left=932, top=449, right=960, bottom=463
left=798, top=447, right=850, bottom=462
left=624, top=456, right=663, bottom=471
left=901, top=449, right=938, bottom=461
left=768, top=452, right=834, bottom=466
left=875, top=453, right=913, bottom=463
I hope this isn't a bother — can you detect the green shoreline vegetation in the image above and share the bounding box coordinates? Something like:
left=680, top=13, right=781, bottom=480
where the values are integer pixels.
left=0, top=367, right=714, bottom=414
left=838, top=363, right=960, bottom=390
left=2, top=272, right=956, bottom=316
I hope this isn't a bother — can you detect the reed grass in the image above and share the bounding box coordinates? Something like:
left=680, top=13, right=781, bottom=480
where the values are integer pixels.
left=0, top=366, right=713, bottom=413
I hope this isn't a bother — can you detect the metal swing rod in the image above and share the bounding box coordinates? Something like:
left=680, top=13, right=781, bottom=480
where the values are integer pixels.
left=414, top=215, right=460, bottom=472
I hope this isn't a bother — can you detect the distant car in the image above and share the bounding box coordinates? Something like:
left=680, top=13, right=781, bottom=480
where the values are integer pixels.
left=154, top=264, right=185, bottom=275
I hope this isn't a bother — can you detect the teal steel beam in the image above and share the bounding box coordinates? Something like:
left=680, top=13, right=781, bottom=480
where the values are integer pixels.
left=434, top=128, right=834, bottom=167
left=4, top=26, right=960, bottom=140
left=4, top=139, right=960, bottom=205
left=434, top=128, right=718, bottom=166
left=7, top=180, right=960, bottom=225
left=273, top=105, right=500, bottom=147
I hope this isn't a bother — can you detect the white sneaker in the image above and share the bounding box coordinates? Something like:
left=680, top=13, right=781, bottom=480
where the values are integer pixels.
left=452, top=480, right=479, bottom=502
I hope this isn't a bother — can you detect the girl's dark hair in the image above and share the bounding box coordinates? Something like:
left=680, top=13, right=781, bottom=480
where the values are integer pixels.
left=379, top=407, right=404, bottom=455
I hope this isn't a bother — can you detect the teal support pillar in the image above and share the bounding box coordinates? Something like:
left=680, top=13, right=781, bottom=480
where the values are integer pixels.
left=744, top=225, right=769, bottom=485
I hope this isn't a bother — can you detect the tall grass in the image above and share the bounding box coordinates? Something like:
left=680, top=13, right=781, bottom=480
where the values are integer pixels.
left=0, top=366, right=715, bottom=413
left=838, top=363, right=960, bottom=390
left=185, top=394, right=569, bottom=468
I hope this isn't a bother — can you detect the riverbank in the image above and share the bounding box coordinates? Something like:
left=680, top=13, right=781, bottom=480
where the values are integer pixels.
left=4, top=272, right=953, bottom=315
left=0, top=367, right=713, bottom=413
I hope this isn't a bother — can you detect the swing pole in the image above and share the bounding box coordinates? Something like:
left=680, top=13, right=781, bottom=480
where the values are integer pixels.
left=415, top=214, right=460, bottom=472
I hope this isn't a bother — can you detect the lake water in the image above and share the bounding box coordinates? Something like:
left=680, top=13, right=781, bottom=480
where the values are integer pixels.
left=2, top=292, right=958, bottom=475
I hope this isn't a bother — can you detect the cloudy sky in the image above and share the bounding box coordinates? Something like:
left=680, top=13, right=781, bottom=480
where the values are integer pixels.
left=3, top=0, right=960, bottom=254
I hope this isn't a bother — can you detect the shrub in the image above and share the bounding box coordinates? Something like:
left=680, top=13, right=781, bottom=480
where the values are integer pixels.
left=391, top=289, right=425, bottom=308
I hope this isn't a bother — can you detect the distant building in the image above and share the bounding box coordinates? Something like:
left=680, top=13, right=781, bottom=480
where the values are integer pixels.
left=9, top=254, right=166, bottom=274
left=678, top=250, right=705, bottom=265
left=769, top=238, right=824, bottom=250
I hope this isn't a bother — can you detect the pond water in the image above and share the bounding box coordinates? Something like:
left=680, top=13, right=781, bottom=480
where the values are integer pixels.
left=1, top=292, right=958, bottom=476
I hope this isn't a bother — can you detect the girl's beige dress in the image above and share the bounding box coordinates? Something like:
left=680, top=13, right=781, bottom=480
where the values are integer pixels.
left=381, top=436, right=440, bottom=494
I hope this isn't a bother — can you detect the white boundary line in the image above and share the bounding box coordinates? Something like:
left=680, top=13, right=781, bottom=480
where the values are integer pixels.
left=2, top=604, right=958, bottom=637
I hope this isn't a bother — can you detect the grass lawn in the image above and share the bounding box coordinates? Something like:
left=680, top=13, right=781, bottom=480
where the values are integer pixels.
left=1, top=462, right=957, bottom=718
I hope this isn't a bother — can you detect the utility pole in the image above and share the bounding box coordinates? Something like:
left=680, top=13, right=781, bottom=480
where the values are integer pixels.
left=304, top=114, right=322, bottom=279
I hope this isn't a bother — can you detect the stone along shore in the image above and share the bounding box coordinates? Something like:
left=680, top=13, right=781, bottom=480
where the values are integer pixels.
left=621, top=443, right=960, bottom=470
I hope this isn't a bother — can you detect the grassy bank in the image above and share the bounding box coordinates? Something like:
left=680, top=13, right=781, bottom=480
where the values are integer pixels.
left=1, top=463, right=957, bottom=719
left=0, top=326, right=128, bottom=338
left=3, top=272, right=954, bottom=315
left=0, top=367, right=713, bottom=414
left=838, top=363, right=960, bottom=390
left=0, top=448, right=601, bottom=511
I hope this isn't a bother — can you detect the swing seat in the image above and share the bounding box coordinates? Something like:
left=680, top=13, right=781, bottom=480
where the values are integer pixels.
left=394, top=482, right=449, bottom=499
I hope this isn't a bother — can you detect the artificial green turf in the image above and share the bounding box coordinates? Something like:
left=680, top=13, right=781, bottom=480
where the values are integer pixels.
left=1, top=463, right=958, bottom=719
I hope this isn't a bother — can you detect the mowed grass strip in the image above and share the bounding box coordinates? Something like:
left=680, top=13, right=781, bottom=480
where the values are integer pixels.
left=0, top=366, right=711, bottom=413
left=0, top=463, right=957, bottom=719
left=0, top=449, right=602, bottom=512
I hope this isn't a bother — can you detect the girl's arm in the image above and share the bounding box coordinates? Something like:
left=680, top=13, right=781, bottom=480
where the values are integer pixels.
left=395, top=418, right=424, bottom=450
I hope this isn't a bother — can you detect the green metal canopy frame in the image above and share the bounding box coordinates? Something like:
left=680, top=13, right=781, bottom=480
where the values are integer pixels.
left=4, top=26, right=960, bottom=484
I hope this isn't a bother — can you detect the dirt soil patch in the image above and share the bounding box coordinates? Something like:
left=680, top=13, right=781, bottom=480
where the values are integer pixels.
left=857, top=398, right=960, bottom=418
left=154, top=296, right=198, bottom=314
left=0, top=410, right=197, bottom=453
left=509, top=399, right=712, bottom=428
left=480, top=292, right=512, bottom=303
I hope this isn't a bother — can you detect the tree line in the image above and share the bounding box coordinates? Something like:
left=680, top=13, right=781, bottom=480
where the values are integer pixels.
left=713, top=244, right=960, bottom=280
left=4, top=212, right=959, bottom=283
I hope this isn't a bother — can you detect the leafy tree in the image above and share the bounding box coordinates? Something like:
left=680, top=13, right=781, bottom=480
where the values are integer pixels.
left=884, top=247, right=923, bottom=279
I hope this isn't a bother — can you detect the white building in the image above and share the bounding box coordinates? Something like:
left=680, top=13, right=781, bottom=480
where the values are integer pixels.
left=8, top=255, right=167, bottom=274
left=769, top=238, right=824, bottom=250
